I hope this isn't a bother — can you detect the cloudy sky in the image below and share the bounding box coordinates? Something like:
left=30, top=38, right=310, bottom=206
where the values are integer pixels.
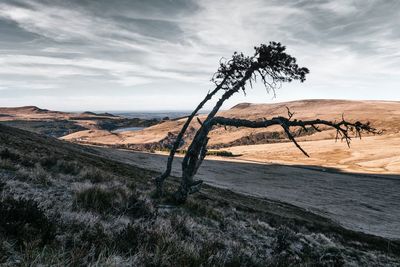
left=0, top=0, right=399, bottom=111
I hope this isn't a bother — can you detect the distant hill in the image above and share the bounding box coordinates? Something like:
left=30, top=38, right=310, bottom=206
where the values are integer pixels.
left=0, top=106, right=158, bottom=138
left=83, top=111, right=118, bottom=117
left=59, top=99, right=400, bottom=174
left=0, top=106, right=119, bottom=121
left=62, top=99, right=400, bottom=147
left=0, top=105, right=49, bottom=113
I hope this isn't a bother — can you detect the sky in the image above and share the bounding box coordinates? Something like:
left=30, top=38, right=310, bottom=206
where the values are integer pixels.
left=0, top=0, right=399, bottom=111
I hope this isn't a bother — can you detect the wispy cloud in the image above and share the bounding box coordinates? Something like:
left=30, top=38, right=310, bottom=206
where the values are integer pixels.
left=0, top=0, right=399, bottom=109
left=0, top=80, right=58, bottom=90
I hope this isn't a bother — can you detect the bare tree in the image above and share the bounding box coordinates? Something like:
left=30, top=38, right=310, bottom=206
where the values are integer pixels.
left=155, top=42, right=379, bottom=202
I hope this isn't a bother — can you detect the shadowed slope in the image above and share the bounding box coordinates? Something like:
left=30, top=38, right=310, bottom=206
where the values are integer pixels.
left=0, top=123, right=399, bottom=265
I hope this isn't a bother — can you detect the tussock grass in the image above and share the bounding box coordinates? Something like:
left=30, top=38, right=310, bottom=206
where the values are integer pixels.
left=0, top=197, right=55, bottom=247
left=0, top=159, right=16, bottom=171
left=73, top=186, right=128, bottom=214
left=55, top=159, right=81, bottom=175
left=0, top=124, right=399, bottom=266
left=16, top=164, right=52, bottom=185
left=80, top=167, right=109, bottom=183
left=184, top=198, right=223, bottom=221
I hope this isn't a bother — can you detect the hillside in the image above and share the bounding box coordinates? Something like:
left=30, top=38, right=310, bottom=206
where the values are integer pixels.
left=0, top=124, right=399, bottom=265
left=0, top=106, right=117, bottom=121
left=62, top=99, right=400, bottom=174
left=63, top=99, right=400, bottom=146
left=0, top=106, right=159, bottom=138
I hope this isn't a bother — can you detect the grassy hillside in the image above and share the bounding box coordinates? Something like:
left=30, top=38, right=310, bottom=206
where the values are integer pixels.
left=60, top=99, right=400, bottom=175
left=0, top=123, right=399, bottom=266
left=62, top=99, right=400, bottom=148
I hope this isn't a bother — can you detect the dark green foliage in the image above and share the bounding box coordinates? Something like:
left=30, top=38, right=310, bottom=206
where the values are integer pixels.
left=206, top=150, right=236, bottom=157
left=39, top=155, right=81, bottom=175
left=96, top=117, right=160, bottom=131
left=80, top=167, right=108, bottom=183
left=0, top=148, right=19, bottom=161
left=184, top=199, right=223, bottom=221
left=210, top=127, right=319, bottom=149
left=127, top=180, right=137, bottom=191
left=0, top=181, right=5, bottom=191
left=317, top=247, right=345, bottom=266
left=274, top=226, right=296, bottom=254
left=157, top=147, right=237, bottom=157
left=60, top=222, right=113, bottom=265
left=0, top=147, right=35, bottom=167
left=115, top=222, right=172, bottom=255
left=56, top=159, right=81, bottom=175
left=0, top=159, right=17, bottom=171
left=15, top=164, right=51, bottom=185
left=125, top=194, right=152, bottom=218
left=72, top=186, right=151, bottom=217
left=73, top=186, right=127, bottom=214
left=39, top=155, right=58, bottom=169
left=0, top=197, right=55, bottom=247
left=0, top=241, right=7, bottom=263
left=115, top=223, right=142, bottom=253
left=299, top=245, right=345, bottom=267
left=170, top=216, right=191, bottom=238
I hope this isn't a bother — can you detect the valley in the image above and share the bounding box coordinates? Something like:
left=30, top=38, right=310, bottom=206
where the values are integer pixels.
left=1, top=99, right=399, bottom=265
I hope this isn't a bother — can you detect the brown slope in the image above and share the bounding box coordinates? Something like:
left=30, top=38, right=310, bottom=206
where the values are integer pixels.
left=0, top=105, right=119, bottom=122
left=62, top=99, right=400, bottom=147
left=0, top=106, right=123, bottom=137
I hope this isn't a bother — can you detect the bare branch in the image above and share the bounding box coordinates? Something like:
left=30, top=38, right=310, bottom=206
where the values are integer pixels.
left=210, top=115, right=379, bottom=157
left=280, top=122, right=310, bottom=157
left=197, top=117, right=203, bottom=126
left=286, top=106, right=295, bottom=120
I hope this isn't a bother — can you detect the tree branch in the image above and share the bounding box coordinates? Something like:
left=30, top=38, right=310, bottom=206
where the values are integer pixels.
left=154, top=77, right=228, bottom=195
left=210, top=115, right=380, bottom=157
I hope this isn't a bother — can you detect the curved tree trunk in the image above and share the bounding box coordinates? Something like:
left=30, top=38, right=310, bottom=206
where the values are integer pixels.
left=175, top=64, right=259, bottom=202
left=155, top=78, right=228, bottom=196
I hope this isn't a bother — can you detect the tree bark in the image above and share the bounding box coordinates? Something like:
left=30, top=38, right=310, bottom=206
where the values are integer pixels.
left=155, top=78, right=228, bottom=196
left=175, top=64, right=259, bottom=201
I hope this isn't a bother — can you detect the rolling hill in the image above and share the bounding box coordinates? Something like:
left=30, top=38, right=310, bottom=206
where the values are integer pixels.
left=62, top=99, right=400, bottom=174
left=63, top=99, right=400, bottom=146
left=0, top=105, right=117, bottom=121
left=0, top=106, right=158, bottom=138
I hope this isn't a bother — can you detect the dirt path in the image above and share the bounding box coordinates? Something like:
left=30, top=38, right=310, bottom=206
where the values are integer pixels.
left=93, top=147, right=400, bottom=240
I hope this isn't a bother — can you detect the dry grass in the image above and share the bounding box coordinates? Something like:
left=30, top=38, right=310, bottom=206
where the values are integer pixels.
left=61, top=99, right=400, bottom=175
left=62, top=99, right=400, bottom=147
left=0, top=123, right=399, bottom=266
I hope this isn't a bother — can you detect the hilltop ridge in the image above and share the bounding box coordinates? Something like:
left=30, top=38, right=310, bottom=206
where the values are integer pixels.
left=0, top=106, right=119, bottom=121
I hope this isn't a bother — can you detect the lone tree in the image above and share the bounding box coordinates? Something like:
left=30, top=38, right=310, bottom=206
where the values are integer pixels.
left=155, top=42, right=378, bottom=203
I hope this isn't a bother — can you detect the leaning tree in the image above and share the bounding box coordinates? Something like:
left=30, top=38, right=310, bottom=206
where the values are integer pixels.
left=155, top=42, right=378, bottom=203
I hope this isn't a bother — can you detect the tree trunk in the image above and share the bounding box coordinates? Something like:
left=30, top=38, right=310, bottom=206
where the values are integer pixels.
left=175, top=64, right=259, bottom=201
left=155, top=80, right=227, bottom=196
